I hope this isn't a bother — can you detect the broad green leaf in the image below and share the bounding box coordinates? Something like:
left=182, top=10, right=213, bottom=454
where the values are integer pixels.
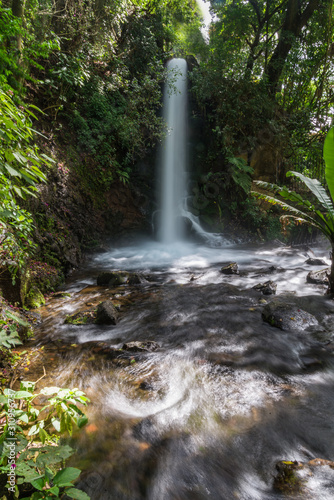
left=77, top=415, right=88, bottom=428
left=14, top=391, right=34, bottom=399
left=66, top=488, right=91, bottom=500
left=48, top=486, right=60, bottom=496
left=52, top=467, right=81, bottom=487
left=41, top=387, right=60, bottom=396
left=51, top=417, right=61, bottom=432
left=0, top=329, right=22, bottom=349
left=4, top=164, right=21, bottom=177
left=324, top=127, right=334, bottom=203
left=38, top=427, right=48, bottom=444
left=5, top=310, right=29, bottom=327
left=17, top=412, right=29, bottom=423
left=286, top=171, right=334, bottom=217
left=28, top=424, right=39, bottom=436
left=31, top=476, right=45, bottom=491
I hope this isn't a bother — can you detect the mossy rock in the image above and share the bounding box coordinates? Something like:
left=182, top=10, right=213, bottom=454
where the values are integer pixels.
left=220, top=262, right=239, bottom=275
left=65, top=311, right=96, bottom=325
left=24, top=286, right=45, bottom=309
left=262, top=298, right=319, bottom=332
left=21, top=263, right=64, bottom=309
left=273, top=461, right=305, bottom=496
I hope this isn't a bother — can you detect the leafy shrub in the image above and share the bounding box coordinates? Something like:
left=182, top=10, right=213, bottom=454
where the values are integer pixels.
left=0, top=381, right=90, bottom=499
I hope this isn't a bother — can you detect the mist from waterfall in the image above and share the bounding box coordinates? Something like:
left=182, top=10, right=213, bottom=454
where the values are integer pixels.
left=159, top=58, right=188, bottom=244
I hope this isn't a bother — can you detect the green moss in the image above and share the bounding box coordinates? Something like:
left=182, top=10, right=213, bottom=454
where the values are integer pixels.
left=64, top=311, right=95, bottom=325
left=25, top=286, right=45, bottom=309
left=273, top=461, right=305, bottom=496
left=65, top=315, right=88, bottom=325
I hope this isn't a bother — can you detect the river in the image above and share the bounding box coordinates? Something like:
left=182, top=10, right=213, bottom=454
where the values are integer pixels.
left=33, top=239, right=334, bottom=499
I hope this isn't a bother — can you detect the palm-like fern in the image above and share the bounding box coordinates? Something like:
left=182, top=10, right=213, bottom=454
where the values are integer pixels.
left=252, top=126, right=334, bottom=292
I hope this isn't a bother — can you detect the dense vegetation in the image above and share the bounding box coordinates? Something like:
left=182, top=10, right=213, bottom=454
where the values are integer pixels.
left=0, top=0, right=332, bottom=274
left=189, top=0, right=333, bottom=237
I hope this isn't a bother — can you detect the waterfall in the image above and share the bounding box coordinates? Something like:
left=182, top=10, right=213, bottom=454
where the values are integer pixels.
left=159, top=58, right=188, bottom=244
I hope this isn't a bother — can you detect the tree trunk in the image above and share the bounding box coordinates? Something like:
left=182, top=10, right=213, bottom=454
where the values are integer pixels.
left=11, top=0, right=26, bottom=51
left=328, top=247, right=334, bottom=294
left=265, top=0, right=322, bottom=92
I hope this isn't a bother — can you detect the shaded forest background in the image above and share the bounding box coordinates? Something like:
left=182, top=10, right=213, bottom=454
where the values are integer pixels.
left=0, top=0, right=333, bottom=297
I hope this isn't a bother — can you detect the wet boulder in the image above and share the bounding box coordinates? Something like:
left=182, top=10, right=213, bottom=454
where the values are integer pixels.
left=95, top=300, right=118, bottom=325
left=220, top=262, right=239, bottom=275
left=122, top=341, right=159, bottom=353
left=262, top=298, right=319, bottom=332
left=273, top=458, right=334, bottom=496
left=305, top=257, right=327, bottom=266
left=252, top=280, right=277, bottom=295
left=273, top=460, right=305, bottom=495
left=97, top=271, right=142, bottom=287
left=306, top=269, right=329, bottom=285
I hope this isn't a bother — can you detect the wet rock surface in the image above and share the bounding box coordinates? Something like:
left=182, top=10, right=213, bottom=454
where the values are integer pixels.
left=97, top=270, right=143, bottom=286
left=305, top=257, right=328, bottom=266
left=306, top=269, right=329, bottom=284
left=122, top=341, right=159, bottom=352
left=261, top=295, right=326, bottom=332
left=252, top=280, right=277, bottom=295
left=273, top=458, right=334, bottom=496
left=95, top=300, right=119, bottom=325
left=220, top=262, right=239, bottom=275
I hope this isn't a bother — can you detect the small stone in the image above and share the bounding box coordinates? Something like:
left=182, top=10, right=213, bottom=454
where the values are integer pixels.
left=122, top=341, right=159, bottom=353
left=220, top=262, right=239, bottom=275
left=308, top=458, right=334, bottom=468
left=252, top=280, right=277, bottom=295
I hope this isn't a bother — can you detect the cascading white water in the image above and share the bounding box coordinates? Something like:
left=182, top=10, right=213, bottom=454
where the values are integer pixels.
left=159, top=58, right=188, bottom=244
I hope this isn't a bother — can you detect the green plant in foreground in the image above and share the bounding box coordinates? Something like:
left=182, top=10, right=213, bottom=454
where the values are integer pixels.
left=252, top=126, right=334, bottom=292
left=0, top=381, right=90, bottom=499
left=0, top=88, right=55, bottom=282
left=0, top=310, right=28, bottom=349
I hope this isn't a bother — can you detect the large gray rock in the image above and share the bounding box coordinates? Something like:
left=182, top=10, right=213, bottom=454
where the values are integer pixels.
left=95, top=300, right=118, bottom=325
left=262, top=298, right=319, bottom=332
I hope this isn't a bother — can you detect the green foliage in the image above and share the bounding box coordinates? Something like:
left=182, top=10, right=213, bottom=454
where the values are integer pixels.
left=66, top=45, right=166, bottom=189
left=0, top=3, right=23, bottom=90
left=252, top=127, right=334, bottom=289
left=324, top=126, right=334, bottom=202
left=0, top=88, right=53, bottom=279
left=191, top=0, right=332, bottom=184
left=0, top=381, right=90, bottom=498
left=0, top=310, right=26, bottom=349
left=227, top=156, right=254, bottom=194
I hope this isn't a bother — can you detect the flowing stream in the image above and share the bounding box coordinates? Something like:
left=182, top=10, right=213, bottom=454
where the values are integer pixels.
left=31, top=59, right=334, bottom=499
left=33, top=240, right=334, bottom=500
